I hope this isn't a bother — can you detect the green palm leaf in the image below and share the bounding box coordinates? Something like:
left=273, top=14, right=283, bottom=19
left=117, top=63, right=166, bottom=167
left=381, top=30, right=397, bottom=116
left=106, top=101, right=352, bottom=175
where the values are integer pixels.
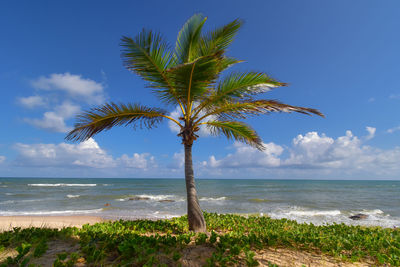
left=66, top=103, right=167, bottom=141
left=168, top=54, right=221, bottom=105
left=199, top=18, right=243, bottom=56
left=205, top=120, right=264, bottom=150
left=121, top=30, right=179, bottom=105
left=193, top=72, right=286, bottom=116
left=174, top=14, right=207, bottom=64
left=200, top=100, right=323, bottom=121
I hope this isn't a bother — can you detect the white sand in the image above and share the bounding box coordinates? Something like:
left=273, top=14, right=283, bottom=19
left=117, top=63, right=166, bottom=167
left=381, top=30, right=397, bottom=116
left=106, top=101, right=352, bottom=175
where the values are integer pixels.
left=0, top=216, right=104, bottom=232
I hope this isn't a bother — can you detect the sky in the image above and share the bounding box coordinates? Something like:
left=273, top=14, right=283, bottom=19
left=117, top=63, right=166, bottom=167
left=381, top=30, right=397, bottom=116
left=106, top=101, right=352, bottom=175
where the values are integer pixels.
left=0, top=0, right=399, bottom=179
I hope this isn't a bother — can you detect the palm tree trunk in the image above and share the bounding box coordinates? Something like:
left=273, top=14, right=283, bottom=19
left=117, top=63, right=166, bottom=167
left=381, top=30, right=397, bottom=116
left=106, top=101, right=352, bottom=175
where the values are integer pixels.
left=184, top=143, right=206, bottom=232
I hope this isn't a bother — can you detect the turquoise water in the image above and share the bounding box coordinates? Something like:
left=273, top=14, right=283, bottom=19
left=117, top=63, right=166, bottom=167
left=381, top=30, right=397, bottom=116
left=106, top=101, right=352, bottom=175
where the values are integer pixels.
left=0, top=178, right=399, bottom=228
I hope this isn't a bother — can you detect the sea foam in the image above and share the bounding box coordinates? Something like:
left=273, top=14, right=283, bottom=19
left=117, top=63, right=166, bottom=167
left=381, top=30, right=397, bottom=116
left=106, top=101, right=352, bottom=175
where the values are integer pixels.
left=0, top=208, right=103, bottom=216
left=28, top=183, right=97, bottom=187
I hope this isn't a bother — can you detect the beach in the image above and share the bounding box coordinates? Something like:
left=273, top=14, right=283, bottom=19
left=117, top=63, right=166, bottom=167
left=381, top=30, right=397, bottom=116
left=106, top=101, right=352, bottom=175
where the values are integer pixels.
left=0, top=215, right=104, bottom=232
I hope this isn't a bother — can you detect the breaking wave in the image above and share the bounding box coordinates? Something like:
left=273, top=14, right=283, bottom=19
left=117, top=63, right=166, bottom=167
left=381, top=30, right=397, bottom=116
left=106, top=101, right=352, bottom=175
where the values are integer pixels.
left=28, top=184, right=97, bottom=187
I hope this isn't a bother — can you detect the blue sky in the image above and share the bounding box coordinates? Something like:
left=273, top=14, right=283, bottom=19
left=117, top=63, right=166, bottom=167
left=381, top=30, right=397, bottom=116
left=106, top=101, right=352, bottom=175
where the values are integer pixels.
left=0, top=0, right=399, bottom=179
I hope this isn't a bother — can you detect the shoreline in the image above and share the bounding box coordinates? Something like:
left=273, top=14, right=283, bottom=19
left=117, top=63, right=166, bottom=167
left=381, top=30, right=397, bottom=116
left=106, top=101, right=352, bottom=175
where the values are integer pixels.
left=0, top=215, right=104, bottom=232
left=0, top=213, right=398, bottom=232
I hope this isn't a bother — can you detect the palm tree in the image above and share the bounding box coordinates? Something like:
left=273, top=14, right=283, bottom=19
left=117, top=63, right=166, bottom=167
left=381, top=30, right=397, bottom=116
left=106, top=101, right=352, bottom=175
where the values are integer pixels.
left=66, top=14, right=323, bottom=232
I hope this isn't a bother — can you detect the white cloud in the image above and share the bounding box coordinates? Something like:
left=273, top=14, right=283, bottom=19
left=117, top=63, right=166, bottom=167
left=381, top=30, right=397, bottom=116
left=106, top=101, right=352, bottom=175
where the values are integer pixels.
left=0, top=156, right=5, bottom=164
left=168, top=106, right=182, bottom=134
left=55, top=101, right=81, bottom=118
left=387, top=126, right=400, bottom=134
left=204, top=128, right=400, bottom=178
left=25, top=112, right=71, bottom=133
left=365, top=126, right=376, bottom=140
left=168, top=151, right=185, bottom=169
left=285, top=131, right=335, bottom=167
left=13, top=138, right=157, bottom=172
left=15, top=138, right=115, bottom=168
left=24, top=102, right=80, bottom=133
left=118, top=153, right=156, bottom=170
left=19, top=73, right=104, bottom=133
left=32, top=73, right=105, bottom=104
left=18, top=96, right=46, bottom=108
left=207, top=141, right=283, bottom=168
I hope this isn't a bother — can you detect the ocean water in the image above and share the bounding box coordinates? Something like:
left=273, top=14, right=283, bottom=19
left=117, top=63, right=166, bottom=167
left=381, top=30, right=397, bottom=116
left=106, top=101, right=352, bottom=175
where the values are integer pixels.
left=0, top=178, right=399, bottom=228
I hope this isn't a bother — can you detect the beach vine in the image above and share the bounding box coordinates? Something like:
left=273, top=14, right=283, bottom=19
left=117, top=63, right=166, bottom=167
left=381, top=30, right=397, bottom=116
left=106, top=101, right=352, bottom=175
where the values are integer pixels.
left=0, top=212, right=399, bottom=266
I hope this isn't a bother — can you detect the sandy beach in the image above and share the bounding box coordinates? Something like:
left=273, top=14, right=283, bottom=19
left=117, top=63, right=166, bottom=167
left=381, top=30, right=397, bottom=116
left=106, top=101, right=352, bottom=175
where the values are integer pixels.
left=0, top=216, right=104, bottom=232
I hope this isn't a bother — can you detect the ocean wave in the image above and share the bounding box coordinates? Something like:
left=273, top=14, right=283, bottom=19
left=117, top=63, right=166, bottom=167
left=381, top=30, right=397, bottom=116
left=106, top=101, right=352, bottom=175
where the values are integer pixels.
left=285, top=210, right=341, bottom=216
left=116, top=194, right=182, bottom=202
left=199, top=197, right=227, bottom=201
left=0, top=208, right=103, bottom=216
left=66, top=194, right=80, bottom=198
left=0, top=199, right=44, bottom=205
left=359, top=209, right=384, bottom=215
left=5, top=193, right=15, bottom=196
left=138, top=194, right=175, bottom=200
left=249, top=198, right=271, bottom=203
left=28, top=183, right=97, bottom=187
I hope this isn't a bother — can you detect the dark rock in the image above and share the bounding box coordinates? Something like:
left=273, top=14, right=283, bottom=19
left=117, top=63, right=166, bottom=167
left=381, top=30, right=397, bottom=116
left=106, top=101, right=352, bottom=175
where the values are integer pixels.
left=129, top=196, right=150, bottom=201
left=349, top=213, right=368, bottom=220
left=159, top=199, right=175, bottom=203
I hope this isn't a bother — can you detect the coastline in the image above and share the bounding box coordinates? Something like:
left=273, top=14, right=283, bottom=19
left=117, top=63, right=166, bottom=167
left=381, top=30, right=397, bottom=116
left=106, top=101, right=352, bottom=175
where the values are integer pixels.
left=0, top=215, right=104, bottom=232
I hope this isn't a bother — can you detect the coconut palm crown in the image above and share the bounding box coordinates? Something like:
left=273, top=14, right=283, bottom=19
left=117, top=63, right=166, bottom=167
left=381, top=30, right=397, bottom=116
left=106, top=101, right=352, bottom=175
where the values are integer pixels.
left=66, top=14, right=323, bottom=232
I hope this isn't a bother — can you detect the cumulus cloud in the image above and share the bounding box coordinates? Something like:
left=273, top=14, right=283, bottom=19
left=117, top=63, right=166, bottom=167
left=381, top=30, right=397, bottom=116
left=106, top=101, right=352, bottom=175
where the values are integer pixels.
left=13, top=138, right=156, bottom=171
left=15, top=138, right=115, bottom=168
left=25, top=111, right=71, bottom=133
left=20, top=73, right=106, bottom=133
left=32, top=73, right=105, bottom=104
left=365, top=126, right=376, bottom=140
left=204, top=127, right=400, bottom=178
left=168, top=151, right=185, bottom=169
left=0, top=156, right=5, bottom=164
left=118, top=153, right=156, bottom=170
left=18, top=96, right=46, bottom=108
left=24, top=102, right=80, bottom=133
left=168, top=106, right=182, bottom=134
left=207, top=141, right=283, bottom=168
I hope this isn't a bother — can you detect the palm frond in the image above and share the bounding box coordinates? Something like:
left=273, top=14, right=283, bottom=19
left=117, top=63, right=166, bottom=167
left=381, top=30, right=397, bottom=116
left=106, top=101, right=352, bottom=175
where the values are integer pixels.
left=205, top=120, right=264, bottom=150
left=200, top=100, right=323, bottom=121
left=199, top=18, right=243, bottom=56
left=121, top=30, right=179, bottom=105
left=192, top=72, right=286, bottom=116
left=174, top=14, right=207, bottom=64
left=216, top=72, right=286, bottom=99
left=167, top=54, right=221, bottom=105
left=65, top=103, right=167, bottom=141
left=217, top=57, right=243, bottom=74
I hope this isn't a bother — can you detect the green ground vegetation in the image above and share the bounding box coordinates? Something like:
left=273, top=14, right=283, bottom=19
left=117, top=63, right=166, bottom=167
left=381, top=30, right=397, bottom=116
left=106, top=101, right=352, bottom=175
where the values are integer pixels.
left=0, top=212, right=399, bottom=266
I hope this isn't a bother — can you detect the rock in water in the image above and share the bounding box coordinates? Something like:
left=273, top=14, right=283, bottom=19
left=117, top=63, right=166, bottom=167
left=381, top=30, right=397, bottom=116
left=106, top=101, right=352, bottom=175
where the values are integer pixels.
left=159, top=199, right=175, bottom=203
left=129, top=196, right=150, bottom=201
left=349, top=213, right=368, bottom=220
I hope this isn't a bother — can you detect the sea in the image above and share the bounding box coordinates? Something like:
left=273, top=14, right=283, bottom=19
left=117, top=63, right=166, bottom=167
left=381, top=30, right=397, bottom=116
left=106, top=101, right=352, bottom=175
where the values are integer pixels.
left=0, top=178, right=399, bottom=228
